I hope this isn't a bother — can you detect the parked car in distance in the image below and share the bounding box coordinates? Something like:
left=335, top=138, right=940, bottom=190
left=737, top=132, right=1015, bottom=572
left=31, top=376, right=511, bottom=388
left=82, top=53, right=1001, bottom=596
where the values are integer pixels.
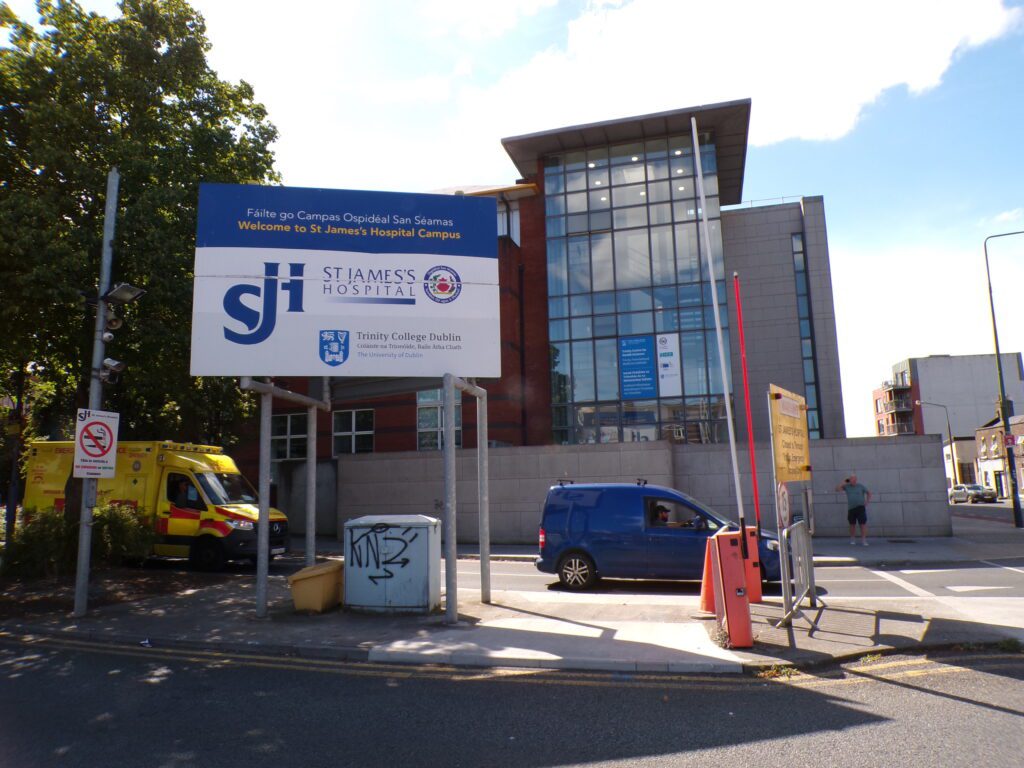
left=948, top=484, right=998, bottom=504
left=535, top=481, right=781, bottom=590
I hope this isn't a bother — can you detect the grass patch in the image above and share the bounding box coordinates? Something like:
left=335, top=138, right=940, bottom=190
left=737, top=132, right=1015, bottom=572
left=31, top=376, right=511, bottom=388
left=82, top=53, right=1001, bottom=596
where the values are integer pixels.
left=756, top=664, right=797, bottom=679
left=996, top=638, right=1023, bottom=654
left=858, top=652, right=883, bottom=663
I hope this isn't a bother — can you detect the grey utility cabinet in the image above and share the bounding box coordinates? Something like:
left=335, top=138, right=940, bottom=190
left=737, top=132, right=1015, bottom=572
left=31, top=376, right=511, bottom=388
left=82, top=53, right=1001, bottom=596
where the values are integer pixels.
left=343, top=515, right=441, bottom=614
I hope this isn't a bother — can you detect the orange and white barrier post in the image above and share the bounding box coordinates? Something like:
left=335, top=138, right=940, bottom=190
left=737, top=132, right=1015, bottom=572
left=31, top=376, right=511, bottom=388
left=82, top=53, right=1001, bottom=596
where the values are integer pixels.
left=710, top=529, right=753, bottom=648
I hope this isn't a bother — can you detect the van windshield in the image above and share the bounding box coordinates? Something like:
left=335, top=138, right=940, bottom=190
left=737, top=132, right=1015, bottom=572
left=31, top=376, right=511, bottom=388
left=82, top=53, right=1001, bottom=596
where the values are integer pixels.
left=196, top=472, right=258, bottom=505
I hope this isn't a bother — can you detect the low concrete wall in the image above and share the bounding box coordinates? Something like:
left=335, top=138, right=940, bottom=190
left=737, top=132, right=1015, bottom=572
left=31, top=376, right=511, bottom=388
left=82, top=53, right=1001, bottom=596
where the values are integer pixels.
left=337, top=441, right=671, bottom=544
left=336, top=435, right=951, bottom=543
left=673, top=435, right=952, bottom=537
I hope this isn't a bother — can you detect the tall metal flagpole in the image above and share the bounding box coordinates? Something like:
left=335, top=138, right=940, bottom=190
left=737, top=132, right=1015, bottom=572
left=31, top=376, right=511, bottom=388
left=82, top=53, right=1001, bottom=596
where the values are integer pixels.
left=691, top=118, right=747, bottom=556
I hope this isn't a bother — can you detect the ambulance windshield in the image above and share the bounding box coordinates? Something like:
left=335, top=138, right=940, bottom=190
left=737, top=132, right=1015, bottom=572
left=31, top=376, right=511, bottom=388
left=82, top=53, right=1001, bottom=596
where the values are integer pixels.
left=197, top=472, right=258, bottom=505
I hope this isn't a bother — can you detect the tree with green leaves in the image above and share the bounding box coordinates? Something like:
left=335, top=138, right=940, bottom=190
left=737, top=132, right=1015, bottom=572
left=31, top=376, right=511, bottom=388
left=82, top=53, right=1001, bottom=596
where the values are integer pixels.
left=0, top=0, right=279, bottom=466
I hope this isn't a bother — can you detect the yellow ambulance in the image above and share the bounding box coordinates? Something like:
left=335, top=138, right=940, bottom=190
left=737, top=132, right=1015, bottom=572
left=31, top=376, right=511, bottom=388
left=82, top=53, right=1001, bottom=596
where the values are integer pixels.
left=22, top=441, right=290, bottom=569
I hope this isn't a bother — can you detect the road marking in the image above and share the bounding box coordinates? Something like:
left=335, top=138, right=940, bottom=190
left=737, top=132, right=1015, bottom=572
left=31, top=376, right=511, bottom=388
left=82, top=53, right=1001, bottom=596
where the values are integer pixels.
left=900, top=569, right=954, bottom=575
left=980, top=559, right=1024, bottom=576
left=945, top=586, right=1012, bottom=593
left=3, top=634, right=1017, bottom=692
left=871, top=569, right=935, bottom=598
left=0, top=633, right=748, bottom=690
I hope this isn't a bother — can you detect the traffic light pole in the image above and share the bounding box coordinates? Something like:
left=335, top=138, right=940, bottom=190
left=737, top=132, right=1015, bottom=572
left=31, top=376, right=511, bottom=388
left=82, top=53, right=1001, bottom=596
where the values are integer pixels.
left=984, top=230, right=1024, bottom=529
left=73, top=168, right=120, bottom=617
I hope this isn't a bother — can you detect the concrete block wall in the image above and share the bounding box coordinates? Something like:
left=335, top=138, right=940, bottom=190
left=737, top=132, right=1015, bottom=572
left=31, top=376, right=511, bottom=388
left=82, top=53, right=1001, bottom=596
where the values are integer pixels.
left=721, top=198, right=846, bottom=440
left=722, top=204, right=806, bottom=443
left=274, top=459, right=339, bottom=537
left=671, top=435, right=951, bottom=537
left=337, top=441, right=672, bottom=543
left=335, top=435, right=951, bottom=543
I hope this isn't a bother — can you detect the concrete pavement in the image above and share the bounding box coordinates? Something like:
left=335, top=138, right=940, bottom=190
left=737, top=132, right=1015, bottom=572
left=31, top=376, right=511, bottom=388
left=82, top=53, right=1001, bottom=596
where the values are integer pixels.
left=2, top=514, right=1022, bottom=674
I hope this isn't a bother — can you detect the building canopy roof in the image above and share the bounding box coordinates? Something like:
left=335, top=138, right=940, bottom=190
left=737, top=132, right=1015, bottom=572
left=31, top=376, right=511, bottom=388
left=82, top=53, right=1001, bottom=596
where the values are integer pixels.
left=501, top=99, right=750, bottom=205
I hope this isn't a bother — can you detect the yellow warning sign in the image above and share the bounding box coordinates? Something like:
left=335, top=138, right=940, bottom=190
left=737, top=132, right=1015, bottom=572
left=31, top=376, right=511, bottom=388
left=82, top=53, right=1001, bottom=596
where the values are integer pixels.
left=769, top=384, right=811, bottom=482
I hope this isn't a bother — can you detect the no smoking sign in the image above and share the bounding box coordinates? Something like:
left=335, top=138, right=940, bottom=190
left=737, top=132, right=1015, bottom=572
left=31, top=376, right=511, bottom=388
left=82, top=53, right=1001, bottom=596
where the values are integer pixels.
left=74, top=409, right=120, bottom=479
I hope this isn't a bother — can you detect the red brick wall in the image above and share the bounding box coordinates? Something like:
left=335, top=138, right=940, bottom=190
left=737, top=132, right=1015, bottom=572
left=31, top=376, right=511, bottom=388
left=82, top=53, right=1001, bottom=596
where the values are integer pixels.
left=519, top=165, right=552, bottom=445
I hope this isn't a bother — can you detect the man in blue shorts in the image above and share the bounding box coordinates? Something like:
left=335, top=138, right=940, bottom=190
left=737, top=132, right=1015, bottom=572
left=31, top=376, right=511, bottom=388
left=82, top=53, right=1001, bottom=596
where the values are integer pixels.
left=836, top=474, right=871, bottom=546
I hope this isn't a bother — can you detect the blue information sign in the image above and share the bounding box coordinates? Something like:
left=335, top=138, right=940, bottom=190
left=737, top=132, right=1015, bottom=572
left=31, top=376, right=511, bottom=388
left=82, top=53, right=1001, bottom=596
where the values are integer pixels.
left=619, top=336, right=658, bottom=400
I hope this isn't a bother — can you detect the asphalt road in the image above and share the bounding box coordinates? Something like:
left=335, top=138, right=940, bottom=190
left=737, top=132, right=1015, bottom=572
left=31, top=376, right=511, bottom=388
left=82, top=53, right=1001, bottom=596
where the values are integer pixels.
left=1, top=636, right=1021, bottom=768
left=449, top=558, right=1024, bottom=599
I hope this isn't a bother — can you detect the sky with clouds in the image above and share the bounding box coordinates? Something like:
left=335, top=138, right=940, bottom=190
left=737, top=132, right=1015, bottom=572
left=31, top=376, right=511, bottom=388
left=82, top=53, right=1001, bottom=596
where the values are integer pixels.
left=6, top=0, right=1024, bottom=436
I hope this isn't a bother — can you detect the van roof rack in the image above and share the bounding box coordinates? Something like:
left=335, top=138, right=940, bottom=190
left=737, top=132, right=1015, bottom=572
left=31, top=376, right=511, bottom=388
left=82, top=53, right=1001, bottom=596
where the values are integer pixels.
left=557, top=479, right=575, bottom=487
left=636, top=478, right=648, bottom=486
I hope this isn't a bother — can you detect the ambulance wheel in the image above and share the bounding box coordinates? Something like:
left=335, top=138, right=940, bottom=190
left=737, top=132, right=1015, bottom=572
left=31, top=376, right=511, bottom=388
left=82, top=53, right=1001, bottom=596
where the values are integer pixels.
left=190, top=537, right=225, bottom=571
left=557, top=552, right=597, bottom=590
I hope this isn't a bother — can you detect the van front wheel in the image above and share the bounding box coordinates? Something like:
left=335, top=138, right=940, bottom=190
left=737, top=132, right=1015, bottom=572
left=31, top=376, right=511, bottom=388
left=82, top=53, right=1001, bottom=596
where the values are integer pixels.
left=190, top=537, right=225, bottom=571
left=558, top=553, right=597, bottom=590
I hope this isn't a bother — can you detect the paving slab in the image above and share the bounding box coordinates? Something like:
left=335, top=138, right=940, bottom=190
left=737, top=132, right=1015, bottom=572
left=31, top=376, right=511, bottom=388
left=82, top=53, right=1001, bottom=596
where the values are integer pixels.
left=2, top=516, right=1022, bottom=674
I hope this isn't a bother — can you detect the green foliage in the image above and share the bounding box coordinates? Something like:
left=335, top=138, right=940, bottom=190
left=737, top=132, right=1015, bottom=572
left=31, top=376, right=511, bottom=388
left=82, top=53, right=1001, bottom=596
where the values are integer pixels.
left=1, top=506, right=77, bottom=578
left=1, top=503, right=155, bottom=577
left=91, top=503, right=156, bottom=565
left=0, top=1, right=274, bottom=444
left=996, top=638, right=1022, bottom=654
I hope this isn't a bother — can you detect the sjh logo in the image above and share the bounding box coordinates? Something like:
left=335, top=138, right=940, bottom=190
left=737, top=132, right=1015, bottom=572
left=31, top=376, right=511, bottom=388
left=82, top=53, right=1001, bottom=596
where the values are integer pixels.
left=223, top=262, right=304, bottom=345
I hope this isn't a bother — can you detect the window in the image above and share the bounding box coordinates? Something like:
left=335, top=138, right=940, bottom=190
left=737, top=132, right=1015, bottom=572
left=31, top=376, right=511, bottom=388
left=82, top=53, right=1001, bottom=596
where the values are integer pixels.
left=271, top=413, right=307, bottom=460
left=646, top=498, right=718, bottom=530
left=333, top=409, right=374, bottom=455
left=417, top=389, right=461, bottom=450
left=791, top=230, right=822, bottom=437
left=167, top=472, right=204, bottom=510
left=543, top=135, right=727, bottom=445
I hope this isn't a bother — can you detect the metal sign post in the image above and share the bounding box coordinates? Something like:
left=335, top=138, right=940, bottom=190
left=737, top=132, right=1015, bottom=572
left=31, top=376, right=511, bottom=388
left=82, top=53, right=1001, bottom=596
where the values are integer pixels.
left=73, top=168, right=120, bottom=619
left=441, top=373, right=490, bottom=625
left=241, top=376, right=330, bottom=618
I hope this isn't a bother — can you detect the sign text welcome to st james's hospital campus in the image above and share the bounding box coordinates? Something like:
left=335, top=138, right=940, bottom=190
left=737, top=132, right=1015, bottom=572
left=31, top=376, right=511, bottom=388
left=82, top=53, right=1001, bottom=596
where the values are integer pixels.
left=190, top=184, right=500, bottom=377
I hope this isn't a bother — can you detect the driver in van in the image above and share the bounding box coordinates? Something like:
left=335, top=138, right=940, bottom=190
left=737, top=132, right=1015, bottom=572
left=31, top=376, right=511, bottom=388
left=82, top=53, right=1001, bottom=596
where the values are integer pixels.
left=653, top=504, right=670, bottom=526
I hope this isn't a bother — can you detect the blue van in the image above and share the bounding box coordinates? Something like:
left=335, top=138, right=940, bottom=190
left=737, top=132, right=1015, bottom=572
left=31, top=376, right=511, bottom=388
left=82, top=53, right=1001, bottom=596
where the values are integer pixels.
left=535, top=482, right=781, bottom=590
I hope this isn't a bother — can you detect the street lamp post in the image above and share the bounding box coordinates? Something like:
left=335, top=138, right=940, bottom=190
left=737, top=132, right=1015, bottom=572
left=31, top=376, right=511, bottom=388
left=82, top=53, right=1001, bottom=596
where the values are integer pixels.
left=983, top=230, right=1024, bottom=529
left=916, top=399, right=958, bottom=486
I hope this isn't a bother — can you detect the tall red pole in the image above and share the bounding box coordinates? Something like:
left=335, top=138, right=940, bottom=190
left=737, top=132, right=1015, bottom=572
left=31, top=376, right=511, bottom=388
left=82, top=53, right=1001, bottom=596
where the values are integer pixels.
left=733, top=272, right=762, bottom=536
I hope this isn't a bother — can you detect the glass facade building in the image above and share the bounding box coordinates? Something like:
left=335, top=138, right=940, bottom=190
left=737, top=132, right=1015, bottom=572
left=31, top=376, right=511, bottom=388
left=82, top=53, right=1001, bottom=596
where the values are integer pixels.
left=543, top=134, right=731, bottom=445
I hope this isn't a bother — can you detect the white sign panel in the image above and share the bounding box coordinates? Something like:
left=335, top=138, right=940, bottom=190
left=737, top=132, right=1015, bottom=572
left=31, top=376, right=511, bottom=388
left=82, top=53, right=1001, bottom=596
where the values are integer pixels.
left=190, top=184, right=500, bottom=377
left=656, top=333, right=682, bottom=397
left=777, top=482, right=791, bottom=528
left=73, top=408, right=119, bottom=479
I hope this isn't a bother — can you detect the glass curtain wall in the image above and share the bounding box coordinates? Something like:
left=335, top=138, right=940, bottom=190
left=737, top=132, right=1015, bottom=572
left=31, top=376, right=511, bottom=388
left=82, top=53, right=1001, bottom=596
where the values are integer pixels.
left=545, top=135, right=730, bottom=444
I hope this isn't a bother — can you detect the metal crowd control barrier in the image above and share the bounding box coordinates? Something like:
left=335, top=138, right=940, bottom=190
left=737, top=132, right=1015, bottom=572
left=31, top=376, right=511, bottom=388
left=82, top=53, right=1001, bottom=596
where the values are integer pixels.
left=774, top=519, right=820, bottom=628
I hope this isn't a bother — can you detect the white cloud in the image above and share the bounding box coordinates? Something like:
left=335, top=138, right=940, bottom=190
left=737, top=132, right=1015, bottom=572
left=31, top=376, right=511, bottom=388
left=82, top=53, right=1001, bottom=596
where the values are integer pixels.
left=830, top=237, right=1024, bottom=436
left=8, top=1, right=1020, bottom=191
left=993, top=208, right=1024, bottom=224
left=355, top=0, right=1022, bottom=190
left=416, top=0, right=559, bottom=40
